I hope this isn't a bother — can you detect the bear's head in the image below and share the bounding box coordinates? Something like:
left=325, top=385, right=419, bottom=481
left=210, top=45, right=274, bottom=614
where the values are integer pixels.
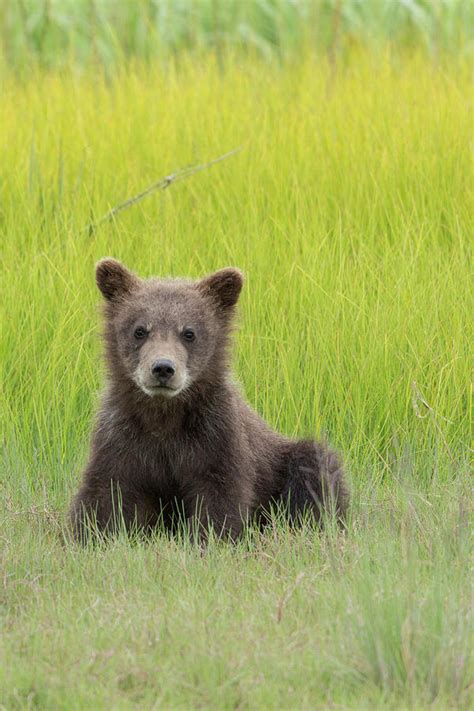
left=95, top=258, right=243, bottom=399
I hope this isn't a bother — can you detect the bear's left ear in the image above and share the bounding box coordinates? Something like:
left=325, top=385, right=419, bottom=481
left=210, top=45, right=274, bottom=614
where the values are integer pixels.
left=197, top=268, right=244, bottom=311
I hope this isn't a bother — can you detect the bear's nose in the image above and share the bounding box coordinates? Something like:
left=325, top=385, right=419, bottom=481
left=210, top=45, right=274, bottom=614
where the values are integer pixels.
left=151, top=359, right=176, bottom=384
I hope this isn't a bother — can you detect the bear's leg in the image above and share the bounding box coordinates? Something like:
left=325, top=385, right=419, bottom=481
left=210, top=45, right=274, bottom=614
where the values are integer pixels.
left=183, top=481, right=250, bottom=544
left=69, top=479, right=160, bottom=543
left=278, top=440, right=349, bottom=525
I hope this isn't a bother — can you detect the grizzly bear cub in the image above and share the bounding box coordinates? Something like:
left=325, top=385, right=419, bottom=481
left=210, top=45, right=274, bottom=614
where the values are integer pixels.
left=69, top=259, right=348, bottom=542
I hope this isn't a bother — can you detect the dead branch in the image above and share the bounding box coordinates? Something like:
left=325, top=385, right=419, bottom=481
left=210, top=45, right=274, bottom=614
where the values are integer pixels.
left=84, top=146, right=242, bottom=233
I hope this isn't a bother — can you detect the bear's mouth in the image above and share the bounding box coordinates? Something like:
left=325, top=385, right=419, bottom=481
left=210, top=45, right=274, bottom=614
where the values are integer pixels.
left=134, top=372, right=189, bottom=399
left=140, top=382, right=182, bottom=398
left=148, top=384, right=177, bottom=393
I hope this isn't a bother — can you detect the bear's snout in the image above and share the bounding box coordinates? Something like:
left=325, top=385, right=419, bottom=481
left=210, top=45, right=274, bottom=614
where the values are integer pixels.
left=151, top=359, right=176, bottom=384
left=133, top=346, right=188, bottom=398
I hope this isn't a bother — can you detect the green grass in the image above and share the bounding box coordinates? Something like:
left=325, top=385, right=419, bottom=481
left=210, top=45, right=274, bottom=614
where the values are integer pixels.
left=1, top=51, right=472, bottom=708
left=1, top=0, right=474, bottom=72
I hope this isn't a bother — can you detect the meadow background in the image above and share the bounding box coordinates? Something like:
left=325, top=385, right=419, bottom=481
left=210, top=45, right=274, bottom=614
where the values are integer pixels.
left=1, top=1, right=473, bottom=708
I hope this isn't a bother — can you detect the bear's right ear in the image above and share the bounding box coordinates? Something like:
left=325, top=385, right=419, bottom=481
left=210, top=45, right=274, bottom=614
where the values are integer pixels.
left=95, top=258, right=140, bottom=302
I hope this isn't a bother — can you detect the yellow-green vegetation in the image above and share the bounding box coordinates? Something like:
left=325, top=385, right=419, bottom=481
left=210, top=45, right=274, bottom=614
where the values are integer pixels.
left=1, top=51, right=472, bottom=708
left=1, top=0, right=473, bottom=70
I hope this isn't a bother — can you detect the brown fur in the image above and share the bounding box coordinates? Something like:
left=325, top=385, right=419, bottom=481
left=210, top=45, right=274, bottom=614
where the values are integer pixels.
left=69, top=259, right=349, bottom=542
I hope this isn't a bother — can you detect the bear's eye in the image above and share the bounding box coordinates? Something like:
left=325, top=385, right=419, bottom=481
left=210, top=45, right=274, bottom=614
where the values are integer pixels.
left=134, top=326, right=148, bottom=340
left=182, top=328, right=196, bottom=342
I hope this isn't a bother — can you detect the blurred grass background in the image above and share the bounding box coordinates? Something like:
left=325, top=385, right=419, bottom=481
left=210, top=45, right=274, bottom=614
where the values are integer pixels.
left=1, top=0, right=473, bottom=73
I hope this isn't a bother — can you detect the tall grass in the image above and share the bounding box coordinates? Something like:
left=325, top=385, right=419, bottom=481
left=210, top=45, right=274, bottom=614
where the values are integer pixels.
left=1, top=51, right=472, bottom=707
left=1, top=0, right=473, bottom=72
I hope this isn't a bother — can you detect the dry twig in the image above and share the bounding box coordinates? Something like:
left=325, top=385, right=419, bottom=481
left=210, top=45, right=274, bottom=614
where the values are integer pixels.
left=85, top=146, right=242, bottom=233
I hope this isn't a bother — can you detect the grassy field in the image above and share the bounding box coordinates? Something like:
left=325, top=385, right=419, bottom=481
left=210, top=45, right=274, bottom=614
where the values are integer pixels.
left=1, top=50, right=473, bottom=709
left=1, top=0, right=474, bottom=71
